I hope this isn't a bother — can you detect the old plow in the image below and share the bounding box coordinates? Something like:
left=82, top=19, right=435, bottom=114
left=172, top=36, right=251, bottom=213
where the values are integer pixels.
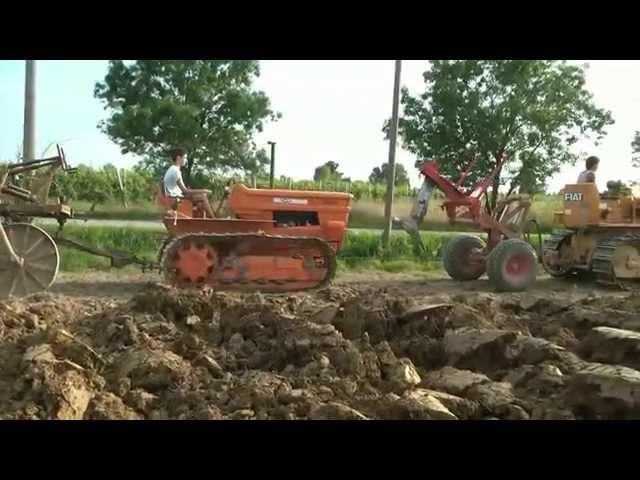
left=0, top=145, right=154, bottom=297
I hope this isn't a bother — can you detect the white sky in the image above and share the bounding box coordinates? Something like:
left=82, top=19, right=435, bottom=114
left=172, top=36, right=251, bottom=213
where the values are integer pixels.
left=253, top=60, right=640, bottom=193
left=1, top=60, right=639, bottom=193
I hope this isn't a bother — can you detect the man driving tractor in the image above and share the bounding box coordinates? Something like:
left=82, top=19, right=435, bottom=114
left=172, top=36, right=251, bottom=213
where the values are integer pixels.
left=574, top=155, right=630, bottom=197
left=163, top=147, right=215, bottom=218
left=577, top=155, right=599, bottom=184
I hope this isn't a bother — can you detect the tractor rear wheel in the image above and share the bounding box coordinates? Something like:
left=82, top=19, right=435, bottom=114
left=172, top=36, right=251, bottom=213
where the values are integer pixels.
left=442, top=235, right=486, bottom=281
left=487, top=239, right=537, bottom=292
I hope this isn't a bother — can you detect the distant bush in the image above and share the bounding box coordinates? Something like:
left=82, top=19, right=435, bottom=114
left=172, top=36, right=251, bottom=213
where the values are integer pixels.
left=47, top=165, right=418, bottom=212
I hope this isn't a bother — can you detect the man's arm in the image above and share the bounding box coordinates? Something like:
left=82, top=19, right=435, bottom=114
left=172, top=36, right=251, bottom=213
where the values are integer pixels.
left=176, top=170, right=189, bottom=194
left=586, top=171, right=596, bottom=183
left=176, top=169, right=212, bottom=197
left=177, top=174, right=210, bottom=196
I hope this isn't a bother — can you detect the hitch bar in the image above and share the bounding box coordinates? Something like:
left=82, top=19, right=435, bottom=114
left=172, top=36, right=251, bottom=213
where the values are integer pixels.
left=54, top=234, right=158, bottom=271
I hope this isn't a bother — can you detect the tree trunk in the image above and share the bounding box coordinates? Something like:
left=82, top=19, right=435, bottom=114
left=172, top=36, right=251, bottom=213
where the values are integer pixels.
left=487, top=154, right=505, bottom=213
left=485, top=172, right=502, bottom=214
left=183, top=158, right=194, bottom=185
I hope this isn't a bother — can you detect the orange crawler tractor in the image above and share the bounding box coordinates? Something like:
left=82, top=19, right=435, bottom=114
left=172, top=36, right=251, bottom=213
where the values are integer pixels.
left=157, top=183, right=352, bottom=293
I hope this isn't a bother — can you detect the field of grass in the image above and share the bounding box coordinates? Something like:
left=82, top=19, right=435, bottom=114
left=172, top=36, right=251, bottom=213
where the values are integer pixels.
left=45, top=225, right=549, bottom=275
left=43, top=224, right=165, bottom=271
left=350, top=196, right=561, bottom=232
left=69, top=195, right=562, bottom=233
left=71, top=200, right=159, bottom=221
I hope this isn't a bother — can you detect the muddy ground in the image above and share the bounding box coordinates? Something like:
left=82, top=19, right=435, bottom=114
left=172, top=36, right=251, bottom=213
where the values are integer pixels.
left=1, top=270, right=640, bottom=420
left=49, top=269, right=615, bottom=300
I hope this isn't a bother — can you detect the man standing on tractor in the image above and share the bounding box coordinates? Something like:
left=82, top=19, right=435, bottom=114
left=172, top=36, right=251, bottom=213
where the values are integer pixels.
left=577, top=155, right=600, bottom=184
left=163, top=147, right=216, bottom=218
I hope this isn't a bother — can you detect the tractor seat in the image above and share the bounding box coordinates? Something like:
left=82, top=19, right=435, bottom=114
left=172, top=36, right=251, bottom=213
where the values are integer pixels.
left=155, top=183, right=194, bottom=218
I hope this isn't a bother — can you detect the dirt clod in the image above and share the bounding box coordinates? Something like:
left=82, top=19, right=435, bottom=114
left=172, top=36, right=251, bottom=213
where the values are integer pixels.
left=2, top=282, right=640, bottom=419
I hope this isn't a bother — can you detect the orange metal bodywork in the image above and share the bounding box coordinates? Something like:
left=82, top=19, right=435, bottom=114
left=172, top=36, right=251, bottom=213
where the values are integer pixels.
left=161, top=183, right=352, bottom=251
left=554, top=183, right=640, bottom=228
left=157, top=184, right=352, bottom=291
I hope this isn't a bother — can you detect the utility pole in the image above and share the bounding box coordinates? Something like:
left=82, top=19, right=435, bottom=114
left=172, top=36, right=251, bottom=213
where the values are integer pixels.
left=382, top=60, right=402, bottom=248
left=268, top=141, right=276, bottom=189
left=23, top=60, right=36, bottom=162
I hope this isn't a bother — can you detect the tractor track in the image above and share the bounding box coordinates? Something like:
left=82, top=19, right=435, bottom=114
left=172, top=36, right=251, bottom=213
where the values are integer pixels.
left=160, top=232, right=337, bottom=293
left=541, top=230, right=574, bottom=278
left=592, top=233, right=640, bottom=291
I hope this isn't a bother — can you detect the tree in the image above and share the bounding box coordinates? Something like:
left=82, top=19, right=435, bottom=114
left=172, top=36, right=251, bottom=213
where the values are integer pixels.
left=633, top=131, right=640, bottom=168
left=369, top=162, right=410, bottom=186
left=313, top=161, right=343, bottom=182
left=392, top=61, right=614, bottom=211
left=67, top=165, right=115, bottom=211
left=94, top=61, right=280, bottom=182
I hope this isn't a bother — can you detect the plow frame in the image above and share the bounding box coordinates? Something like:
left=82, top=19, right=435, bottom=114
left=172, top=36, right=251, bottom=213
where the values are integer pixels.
left=0, top=145, right=157, bottom=276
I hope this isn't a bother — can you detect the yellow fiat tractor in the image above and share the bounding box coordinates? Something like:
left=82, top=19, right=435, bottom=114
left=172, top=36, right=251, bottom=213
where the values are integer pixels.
left=542, top=181, right=640, bottom=288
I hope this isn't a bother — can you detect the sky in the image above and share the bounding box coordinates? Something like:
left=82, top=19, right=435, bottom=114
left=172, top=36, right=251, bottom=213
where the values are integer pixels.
left=1, top=60, right=639, bottom=193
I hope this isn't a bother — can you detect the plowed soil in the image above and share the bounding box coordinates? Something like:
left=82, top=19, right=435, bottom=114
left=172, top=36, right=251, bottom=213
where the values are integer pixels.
left=1, top=270, right=639, bottom=420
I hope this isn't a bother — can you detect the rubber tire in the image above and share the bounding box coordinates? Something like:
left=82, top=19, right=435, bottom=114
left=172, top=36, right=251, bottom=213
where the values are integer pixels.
left=442, top=235, right=486, bottom=281
left=487, top=239, right=537, bottom=292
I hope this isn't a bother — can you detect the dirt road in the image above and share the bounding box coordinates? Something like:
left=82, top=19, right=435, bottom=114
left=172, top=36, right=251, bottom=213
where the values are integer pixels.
left=50, top=268, right=621, bottom=302
left=35, top=217, right=403, bottom=235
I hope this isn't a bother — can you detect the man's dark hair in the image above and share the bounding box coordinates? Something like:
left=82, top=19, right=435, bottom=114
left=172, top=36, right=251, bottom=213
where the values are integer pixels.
left=586, top=156, right=600, bottom=170
left=169, top=147, right=186, bottom=162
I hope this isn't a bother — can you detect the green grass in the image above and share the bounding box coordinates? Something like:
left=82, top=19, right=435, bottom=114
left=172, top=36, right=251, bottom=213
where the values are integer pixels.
left=348, top=196, right=561, bottom=232
left=42, top=224, right=164, bottom=272
left=339, top=230, right=449, bottom=266
left=45, top=225, right=549, bottom=274
left=71, top=200, right=159, bottom=221
left=528, top=195, right=562, bottom=231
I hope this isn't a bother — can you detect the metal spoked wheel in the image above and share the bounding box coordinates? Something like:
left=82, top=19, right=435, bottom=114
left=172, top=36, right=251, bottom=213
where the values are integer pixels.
left=0, top=223, right=60, bottom=298
left=163, top=238, right=217, bottom=286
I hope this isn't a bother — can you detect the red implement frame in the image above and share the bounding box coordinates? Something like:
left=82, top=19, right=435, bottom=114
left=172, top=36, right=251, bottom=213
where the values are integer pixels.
left=417, top=155, right=531, bottom=250
left=419, top=155, right=505, bottom=221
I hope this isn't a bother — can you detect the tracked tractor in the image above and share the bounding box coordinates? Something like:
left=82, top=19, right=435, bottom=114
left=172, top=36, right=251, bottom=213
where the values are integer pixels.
left=542, top=181, right=640, bottom=289
left=394, top=156, right=539, bottom=292
left=156, top=183, right=352, bottom=293
left=0, top=145, right=353, bottom=298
